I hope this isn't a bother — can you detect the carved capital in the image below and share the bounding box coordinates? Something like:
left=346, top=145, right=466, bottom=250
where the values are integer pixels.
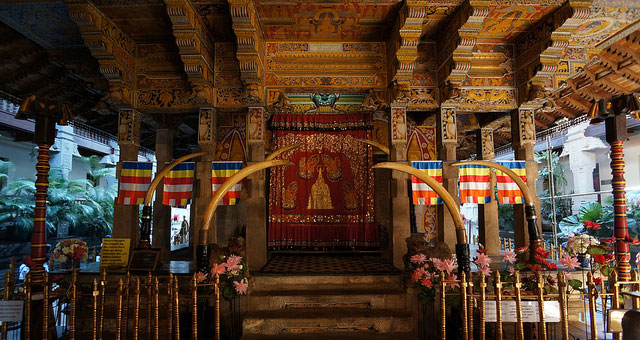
left=479, top=128, right=494, bottom=160
left=198, top=107, right=216, bottom=145
left=390, top=106, right=407, bottom=143
left=439, top=106, right=457, bottom=143
left=118, top=109, right=141, bottom=146
left=247, top=107, right=265, bottom=144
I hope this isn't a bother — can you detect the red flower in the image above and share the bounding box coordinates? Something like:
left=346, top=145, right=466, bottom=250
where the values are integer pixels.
left=421, top=278, right=433, bottom=288
left=583, top=221, right=601, bottom=230
left=601, top=236, right=615, bottom=244
left=536, top=247, right=550, bottom=258
left=593, top=254, right=614, bottom=264
left=73, top=247, right=85, bottom=261
left=547, top=277, right=556, bottom=285
left=594, top=277, right=602, bottom=285
left=546, top=262, right=558, bottom=270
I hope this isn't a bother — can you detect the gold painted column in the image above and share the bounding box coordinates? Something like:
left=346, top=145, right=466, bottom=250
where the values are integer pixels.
left=152, top=127, right=174, bottom=259
left=436, top=105, right=459, bottom=252
left=113, top=109, right=142, bottom=250
left=389, top=105, right=410, bottom=269
left=477, top=128, right=500, bottom=257
left=511, top=106, right=541, bottom=249
left=193, top=107, right=216, bottom=259
left=246, top=107, right=267, bottom=271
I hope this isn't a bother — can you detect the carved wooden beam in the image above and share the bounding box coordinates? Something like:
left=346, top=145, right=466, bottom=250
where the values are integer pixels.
left=228, top=0, right=265, bottom=105
left=66, top=0, right=137, bottom=107
left=529, top=1, right=591, bottom=87
left=436, top=1, right=490, bottom=87
left=164, top=0, right=214, bottom=106
left=388, top=1, right=428, bottom=90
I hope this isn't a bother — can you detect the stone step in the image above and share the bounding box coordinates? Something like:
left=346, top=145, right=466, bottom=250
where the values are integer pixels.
left=242, top=308, right=413, bottom=335
left=251, top=274, right=403, bottom=292
left=248, top=288, right=407, bottom=311
left=240, top=332, right=417, bottom=340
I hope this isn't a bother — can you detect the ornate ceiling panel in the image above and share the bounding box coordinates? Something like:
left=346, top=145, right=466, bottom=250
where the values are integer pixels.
left=477, top=5, right=557, bottom=43
left=253, top=1, right=402, bottom=41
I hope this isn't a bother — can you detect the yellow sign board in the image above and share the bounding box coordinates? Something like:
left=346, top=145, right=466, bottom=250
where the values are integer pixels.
left=100, top=238, right=131, bottom=268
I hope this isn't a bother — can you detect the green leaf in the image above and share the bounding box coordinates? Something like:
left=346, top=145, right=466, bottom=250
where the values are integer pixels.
left=568, top=279, right=583, bottom=290
left=601, top=266, right=614, bottom=276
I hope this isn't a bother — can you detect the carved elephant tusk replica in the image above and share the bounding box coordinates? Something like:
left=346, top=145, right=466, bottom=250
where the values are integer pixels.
left=451, top=160, right=543, bottom=256
left=361, top=139, right=390, bottom=155
left=138, top=151, right=207, bottom=248
left=372, top=162, right=470, bottom=274
left=196, top=144, right=299, bottom=272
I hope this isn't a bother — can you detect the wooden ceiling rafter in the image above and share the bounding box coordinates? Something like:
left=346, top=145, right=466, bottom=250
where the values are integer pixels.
left=66, top=0, right=138, bottom=107
left=164, top=0, right=215, bottom=106
left=228, top=0, right=266, bottom=106
left=527, top=1, right=591, bottom=88
left=388, top=0, right=428, bottom=92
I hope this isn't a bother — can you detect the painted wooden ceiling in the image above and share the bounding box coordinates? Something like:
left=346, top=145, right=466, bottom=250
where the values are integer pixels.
left=0, top=0, right=638, bottom=158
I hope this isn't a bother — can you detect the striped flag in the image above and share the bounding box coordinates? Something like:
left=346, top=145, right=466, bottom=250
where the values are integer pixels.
left=459, top=164, right=491, bottom=204
left=212, top=161, right=243, bottom=205
left=496, top=161, right=526, bottom=204
left=411, top=161, right=442, bottom=205
left=163, top=162, right=195, bottom=207
left=117, top=162, right=153, bottom=205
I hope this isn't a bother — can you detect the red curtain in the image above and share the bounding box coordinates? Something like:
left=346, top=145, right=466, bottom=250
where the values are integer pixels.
left=268, top=113, right=378, bottom=249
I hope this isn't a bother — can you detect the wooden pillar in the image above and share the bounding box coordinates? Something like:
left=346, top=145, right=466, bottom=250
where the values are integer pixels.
left=511, top=106, right=541, bottom=249
left=152, top=127, right=174, bottom=259
left=246, top=107, right=267, bottom=272
left=436, top=105, right=459, bottom=251
left=606, top=111, right=630, bottom=281
left=113, top=109, right=142, bottom=250
left=390, top=105, right=410, bottom=269
left=477, top=128, right=500, bottom=256
left=192, top=107, right=216, bottom=259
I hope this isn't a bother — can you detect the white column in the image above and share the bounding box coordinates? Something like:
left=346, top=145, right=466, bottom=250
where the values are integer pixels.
left=560, top=122, right=609, bottom=213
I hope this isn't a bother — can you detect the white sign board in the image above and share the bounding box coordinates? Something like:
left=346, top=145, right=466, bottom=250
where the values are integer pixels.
left=485, top=301, right=560, bottom=323
left=0, top=300, right=24, bottom=322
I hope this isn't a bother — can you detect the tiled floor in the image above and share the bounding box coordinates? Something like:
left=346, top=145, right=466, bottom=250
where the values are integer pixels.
left=260, top=254, right=399, bottom=274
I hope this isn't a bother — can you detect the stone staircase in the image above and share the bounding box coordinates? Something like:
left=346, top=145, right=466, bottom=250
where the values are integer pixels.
left=240, top=272, right=417, bottom=340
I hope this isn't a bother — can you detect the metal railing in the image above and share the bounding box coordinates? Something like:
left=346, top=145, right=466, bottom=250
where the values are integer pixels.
left=424, top=269, right=640, bottom=340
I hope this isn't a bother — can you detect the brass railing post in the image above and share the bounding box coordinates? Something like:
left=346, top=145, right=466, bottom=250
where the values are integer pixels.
left=632, top=270, right=640, bottom=309
left=460, top=272, right=469, bottom=340
left=192, top=274, right=197, bottom=340
left=122, top=272, right=130, bottom=340
left=153, top=277, right=159, bottom=340
left=174, top=277, right=180, bottom=340
left=116, top=279, right=124, bottom=340
left=514, top=271, right=524, bottom=340
left=440, top=271, right=447, bottom=340
left=557, top=272, right=569, bottom=340
left=92, top=278, right=98, bottom=340
left=168, top=273, right=173, bottom=339
left=133, top=278, right=140, bottom=340
left=587, top=272, right=598, bottom=340
left=467, top=272, right=474, bottom=340
left=98, top=270, right=106, bottom=340
left=479, top=272, right=486, bottom=340
left=69, top=270, right=77, bottom=340
left=494, top=271, right=503, bottom=340
left=215, top=273, right=220, bottom=340
left=25, top=273, right=31, bottom=340
left=611, top=271, right=621, bottom=340
left=536, top=271, right=546, bottom=340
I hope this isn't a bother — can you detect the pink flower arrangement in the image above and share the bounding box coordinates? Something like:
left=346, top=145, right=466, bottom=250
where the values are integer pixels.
left=501, top=252, right=517, bottom=264
left=410, top=254, right=427, bottom=265
left=559, top=255, right=580, bottom=270
left=408, top=255, right=459, bottom=305
left=233, top=279, right=248, bottom=294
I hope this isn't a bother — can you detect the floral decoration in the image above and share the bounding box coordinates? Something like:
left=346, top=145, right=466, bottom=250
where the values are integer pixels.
left=408, top=253, right=459, bottom=305
left=198, top=254, right=249, bottom=301
left=53, top=239, right=88, bottom=264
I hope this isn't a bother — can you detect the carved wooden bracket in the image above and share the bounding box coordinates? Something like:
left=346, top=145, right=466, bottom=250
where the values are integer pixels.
left=164, top=0, right=215, bottom=106
left=388, top=1, right=428, bottom=88
left=229, top=0, right=265, bottom=105
left=66, top=0, right=137, bottom=107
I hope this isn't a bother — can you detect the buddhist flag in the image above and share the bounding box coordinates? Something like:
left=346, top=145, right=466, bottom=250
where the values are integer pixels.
left=212, top=161, right=243, bottom=205
left=496, top=161, right=526, bottom=204
left=411, top=161, right=442, bottom=205
left=459, top=164, right=491, bottom=204
left=163, top=162, right=195, bottom=207
left=117, top=161, right=153, bottom=205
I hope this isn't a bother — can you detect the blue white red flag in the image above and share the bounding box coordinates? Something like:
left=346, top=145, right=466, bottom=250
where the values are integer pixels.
left=163, top=162, right=195, bottom=206
left=459, top=164, right=491, bottom=204
left=212, top=161, right=243, bottom=205
left=496, top=161, right=526, bottom=204
left=117, top=162, right=153, bottom=205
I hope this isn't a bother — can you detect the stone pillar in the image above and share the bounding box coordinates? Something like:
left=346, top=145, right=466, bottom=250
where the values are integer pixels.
left=560, top=122, right=608, bottom=213
left=152, top=127, right=174, bottom=259
left=477, top=128, right=500, bottom=256
left=192, top=107, right=216, bottom=259
left=511, top=107, right=541, bottom=249
left=436, top=105, right=459, bottom=251
left=113, top=109, right=142, bottom=250
left=246, top=107, right=267, bottom=271
left=50, top=124, right=79, bottom=177
left=390, top=105, right=410, bottom=269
